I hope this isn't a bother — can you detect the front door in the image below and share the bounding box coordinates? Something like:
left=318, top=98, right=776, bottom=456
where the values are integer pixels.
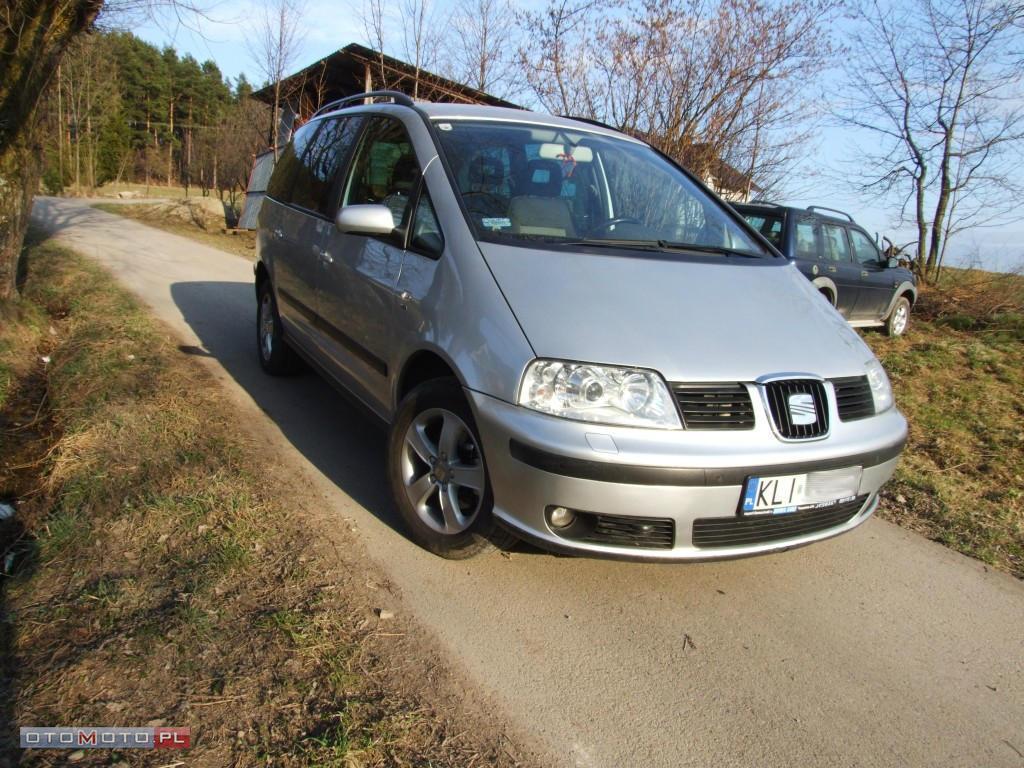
left=848, top=228, right=893, bottom=320
left=317, top=116, right=421, bottom=413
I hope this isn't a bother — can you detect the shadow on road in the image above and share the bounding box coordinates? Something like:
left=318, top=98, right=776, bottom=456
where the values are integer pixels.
left=169, top=280, right=409, bottom=539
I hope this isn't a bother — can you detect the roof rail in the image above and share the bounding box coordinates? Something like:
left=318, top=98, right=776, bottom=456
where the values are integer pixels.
left=806, top=205, right=854, bottom=222
left=311, top=90, right=416, bottom=119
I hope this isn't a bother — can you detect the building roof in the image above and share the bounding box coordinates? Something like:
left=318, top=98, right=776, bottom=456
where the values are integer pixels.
left=251, top=43, right=520, bottom=117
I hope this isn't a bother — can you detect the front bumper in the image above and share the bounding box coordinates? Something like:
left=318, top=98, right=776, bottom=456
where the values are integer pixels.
left=469, top=390, right=907, bottom=561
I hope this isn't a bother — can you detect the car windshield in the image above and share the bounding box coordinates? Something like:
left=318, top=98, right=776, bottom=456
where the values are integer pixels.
left=432, top=119, right=769, bottom=258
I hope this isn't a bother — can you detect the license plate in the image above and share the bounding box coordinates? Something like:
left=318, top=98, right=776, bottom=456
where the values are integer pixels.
left=741, top=467, right=863, bottom=515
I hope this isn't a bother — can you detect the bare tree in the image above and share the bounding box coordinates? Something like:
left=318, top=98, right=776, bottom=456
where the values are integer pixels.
left=400, top=0, right=442, bottom=98
left=518, top=0, right=838, bottom=198
left=247, top=0, right=306, bottom=157
left=447, top=0, right=523, bottom=100
left=836, top=0, right=1024, bottom=280
left=0, top=0, right=104, bottom=300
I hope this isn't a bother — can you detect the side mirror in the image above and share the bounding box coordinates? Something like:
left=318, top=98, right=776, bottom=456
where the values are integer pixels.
left=886, top=256, right=899, bottom=269
left=335, top=204, right=395, bottom=235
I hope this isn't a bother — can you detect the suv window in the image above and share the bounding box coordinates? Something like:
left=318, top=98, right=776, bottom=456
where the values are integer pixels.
left=849, top=229, right=880, bottom=265
left=741, top=213, right=784, bottom=248
left=344, top=117, right=419, bottom=228
left=822, top=223, right=851, bottom=262
left=794, top=218, right=821, bottom=260
left=289, top=117, right=362, bottom=217
left=266, top=121, right=318, bottom=204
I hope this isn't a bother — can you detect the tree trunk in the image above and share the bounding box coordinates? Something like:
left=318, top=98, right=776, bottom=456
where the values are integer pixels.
left=0, top=0, right=103, bottom=300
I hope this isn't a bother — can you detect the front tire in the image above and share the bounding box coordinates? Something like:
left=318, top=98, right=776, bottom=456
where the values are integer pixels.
left=387, top=379, right=516, bottom=559
left=886, top=296, right=911, bottom=336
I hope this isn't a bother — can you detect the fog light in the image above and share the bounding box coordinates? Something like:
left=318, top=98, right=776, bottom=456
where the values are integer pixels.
left=547, top=506, right=576, bottom=529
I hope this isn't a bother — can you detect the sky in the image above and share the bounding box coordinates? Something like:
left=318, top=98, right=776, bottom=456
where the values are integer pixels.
left=129, top=0, right=1023, bottom=274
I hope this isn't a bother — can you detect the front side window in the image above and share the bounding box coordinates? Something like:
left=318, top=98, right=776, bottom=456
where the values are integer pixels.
left=344, top=117, right=420, bottom=228
left=433, top=120, right=768, bottom=258
left=849, top=229, right=880, bottom=265
left=822, top=224, right=851, bottom=262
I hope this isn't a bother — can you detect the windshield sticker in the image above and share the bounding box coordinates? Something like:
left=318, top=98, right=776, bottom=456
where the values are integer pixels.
left=437, top=122, right=453, bottom=131
left=482, top=217, right=512, bottom=230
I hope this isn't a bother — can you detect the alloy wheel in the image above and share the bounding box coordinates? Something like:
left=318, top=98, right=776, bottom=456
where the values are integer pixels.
left=401, top=408, right=486, bottom=535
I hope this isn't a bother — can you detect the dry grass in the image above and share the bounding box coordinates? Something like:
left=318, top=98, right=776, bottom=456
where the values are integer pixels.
left=0, top=241, right=528, bottom=766
left=867, top=268, right=1024, bottom=578
left=93, top=202, right=257, bottom=260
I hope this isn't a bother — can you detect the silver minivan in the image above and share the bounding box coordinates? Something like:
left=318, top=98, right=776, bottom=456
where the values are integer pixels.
left=255, top=91, right=907, bottom=561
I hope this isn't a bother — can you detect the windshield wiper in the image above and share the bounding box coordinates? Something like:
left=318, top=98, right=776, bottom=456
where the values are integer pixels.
left=656, top=241, right=765, bottom=259
left=559, top=238, right=664, bottom=251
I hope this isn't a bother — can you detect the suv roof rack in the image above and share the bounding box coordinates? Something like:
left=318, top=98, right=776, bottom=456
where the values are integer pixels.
left=806, top=205, right=854, bottom=222
left=312, top=90, right=416, bottom=119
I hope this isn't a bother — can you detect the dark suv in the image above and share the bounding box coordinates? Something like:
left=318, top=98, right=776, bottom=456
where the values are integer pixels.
left=733, top=203, right=917, bottom=336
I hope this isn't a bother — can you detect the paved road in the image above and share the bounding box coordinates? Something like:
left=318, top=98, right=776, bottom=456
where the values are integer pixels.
left=33, top=197, right=1024, bottom=768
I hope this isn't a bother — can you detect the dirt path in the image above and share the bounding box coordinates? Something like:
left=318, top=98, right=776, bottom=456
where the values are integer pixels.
left=32, top=196, right=1024, bottom=768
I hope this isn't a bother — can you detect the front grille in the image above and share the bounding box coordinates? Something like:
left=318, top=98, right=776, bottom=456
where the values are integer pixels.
left=551, top=510, right=675, bottom=550
left=692, top=494, right=869, bottom=549
left=672, top=383, right=755, bottom=430
left=831, top=376, right=875, bottom=421
left=763, top=379, right=829, bottom=439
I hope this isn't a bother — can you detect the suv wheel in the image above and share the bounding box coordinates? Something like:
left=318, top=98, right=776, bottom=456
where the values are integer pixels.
left=257, top=281, right=299, bottom=374
left=886, top=296, right=911, bottom=336
left=388, top=379, right=517, bottom=559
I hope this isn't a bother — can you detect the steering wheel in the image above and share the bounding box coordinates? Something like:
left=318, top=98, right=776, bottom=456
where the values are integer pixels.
left=462, top=190, right=507, bottom=218
left=591, top=216, right=642, bottom=234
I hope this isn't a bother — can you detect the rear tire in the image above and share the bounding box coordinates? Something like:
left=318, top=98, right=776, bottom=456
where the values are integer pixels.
left=885, top=296, right=911, bottom=337
left=256, top=280, right=300, bottom=374
left=387, top=378, right=517, bottom=559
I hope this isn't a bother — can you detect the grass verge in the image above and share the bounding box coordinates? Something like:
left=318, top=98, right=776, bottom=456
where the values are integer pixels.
left=93, top=201, right=256, bottom=260
left=866, top=267, right=1023, bottom=578
left=0, top=239, right=526, bottom=765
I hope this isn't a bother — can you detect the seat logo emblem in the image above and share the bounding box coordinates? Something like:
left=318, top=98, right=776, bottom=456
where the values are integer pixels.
left=788, top=393, right=817, bottom=425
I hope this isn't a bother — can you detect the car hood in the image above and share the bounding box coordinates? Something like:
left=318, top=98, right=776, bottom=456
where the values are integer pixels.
left=479, top=243, right=876, bottom=382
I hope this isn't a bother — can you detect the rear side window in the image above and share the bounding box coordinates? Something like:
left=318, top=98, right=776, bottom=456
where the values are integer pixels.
left=344, top=117, right=420, bottom=228
left=822, top=224, right=851, bottom=262
left=742, top=213, right=784, bottom=248
left=794, top=219, right=820, bottom=259
left=289, top=117, right=363, bottom=217
left=266, top=121, right=317, bottom=204
left=849, top=229, right=880, bottom=265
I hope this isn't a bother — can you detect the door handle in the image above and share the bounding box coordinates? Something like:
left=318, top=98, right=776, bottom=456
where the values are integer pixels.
left=273, top=228, right=284, bottom=239
left=398, top=290, right=412, bottom=307
left=861, top=271, right=869, bottom=278
left=827, top=265, right=837, bottom=273
left=312, top=245, right=333, bottom=265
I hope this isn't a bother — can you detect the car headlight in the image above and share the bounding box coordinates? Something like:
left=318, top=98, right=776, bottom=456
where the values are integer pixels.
left=865, top=359, right=894, bottom=413
left=518, top=360, right=682, bottom=429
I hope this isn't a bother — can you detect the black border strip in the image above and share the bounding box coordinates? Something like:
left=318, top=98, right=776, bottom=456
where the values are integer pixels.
left=278, top=288, right=387, bottom=377
left=509, top=438, right=906, bottom=487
